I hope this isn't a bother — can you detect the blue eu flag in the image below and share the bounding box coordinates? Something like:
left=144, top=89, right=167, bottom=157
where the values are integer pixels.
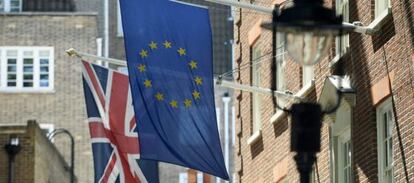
left=120, top=0, right=229, bottom=180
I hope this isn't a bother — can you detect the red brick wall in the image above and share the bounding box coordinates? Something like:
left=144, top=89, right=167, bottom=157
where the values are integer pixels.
left=234, top=0, right=414, bottom=182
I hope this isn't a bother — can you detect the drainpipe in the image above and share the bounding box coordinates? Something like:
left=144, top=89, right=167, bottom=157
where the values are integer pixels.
left=104, top=0, right=109, bottom=67
left=96, top=38, right=103, bottom=66
left=222, top=93, right=231, bottom=183
left=216, top=106, right=222, bottom=183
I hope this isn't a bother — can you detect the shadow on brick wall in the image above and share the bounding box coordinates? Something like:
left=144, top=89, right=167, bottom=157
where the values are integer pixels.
left=273, top=116, right=288, bottom=138
left=249, top=137, right=264, bottom=159
left=402, top=0, right=414, bottom=48
left=372, top=14, right=396, bottom=52
left=349, top=1, right=377, bottom=182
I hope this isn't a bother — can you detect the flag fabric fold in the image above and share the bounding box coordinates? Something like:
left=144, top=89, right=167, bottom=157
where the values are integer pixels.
left=120, top=0, right=229, bottom=179
left=82, top=61, right=159, bottom=183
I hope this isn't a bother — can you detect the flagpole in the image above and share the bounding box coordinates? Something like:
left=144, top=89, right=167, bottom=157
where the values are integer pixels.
left=66, top=48, right=302, bottom=100
left=66, top=48, right=127, bottom=66
left=217, top=79, right=303, bottom=100
left=204, top=0, right=373, bottom=35
left=204, top=0, right=273, bottom=14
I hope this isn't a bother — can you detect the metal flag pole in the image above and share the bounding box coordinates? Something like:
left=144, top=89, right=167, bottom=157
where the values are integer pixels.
left=204, top=0, right=273, bottom=14
left=66, top=48, right=127, bottom=66
left=66, top=48, right=301, bottom=100
left=204, top=0, right=374, bottom=35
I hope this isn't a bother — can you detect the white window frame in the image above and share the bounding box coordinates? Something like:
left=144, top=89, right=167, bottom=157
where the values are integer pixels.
left=0, top=0, right=4, bottom=12
left=117, top=0, right=124, bottom=37
left=332, top=0, right=350, bottom=65
left=329, top=101, right=352, bottom=183
left=1, top=0, right=22, bottom=12
left=310, top=167, right=316, bottom=183
left=196, top=171, right=203, bottom=183
left=0, top=47, right=54, bottom=93
left=337, top=129, right=352, bottom=183
left=364, top=0, right=392, bottom=31
left=375, top=0, right=391, bottom=19
left=330, top=128, right=352, bottom=183
left=302, top=65, right=314, bottom=87
left=117, top=66, right=128, bottom=74
left=376, top=98, right=394, bottom=183
left=179, top=172, right=188, bottom=183
left=251, top=40, right=261, bottom=135
left=276, top=33, right=286, bottom=107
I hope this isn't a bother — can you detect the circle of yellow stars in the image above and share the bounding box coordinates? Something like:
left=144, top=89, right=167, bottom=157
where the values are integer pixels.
left=137, top=40, right=204, bottom=109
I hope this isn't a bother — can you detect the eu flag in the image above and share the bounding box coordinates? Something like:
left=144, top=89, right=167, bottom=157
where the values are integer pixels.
left=120, top=0, right=229, bottom=180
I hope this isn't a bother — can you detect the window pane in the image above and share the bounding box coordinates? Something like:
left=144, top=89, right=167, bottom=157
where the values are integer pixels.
left=8, top=74, right=16, bottom=80
left=7, top=50, right=17, bottom=57
left=40, top=66, right=49, bottom=72
left=39, top=51, right=50, bottom=57
left=376, top=0, right=390, bottom=17
left=383, top=113, right=388, bottom=138
left=24, top=66, right=33, bottom=72
left=24, top=74, right=33, bottom=80
left=7, top=82, right=16, bottom=87
left=40, top=74, right=48, bottom=80
left=10, top=0, right=21, bottom=12
left=7, top=66, right=16, bottom=72
left=387, top=111, right=394, bottom=136
left=385, top=140, right=389, bottom=166
left=23, top=51, right=33, bottom=57
left=24, top=58, right=33, bottom=64
left=23, top=82, right=33, bottom=87
left=388, top=139, right=393, bottom=166
left=8, top=59, right=17, bottom=64
left=0, top=1, right=4, bottom=12
left=40, top=59, right=49, bottom=65
left=40, top=80, right=49, bottom=87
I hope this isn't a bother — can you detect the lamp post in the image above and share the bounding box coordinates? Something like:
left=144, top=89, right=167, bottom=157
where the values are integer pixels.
left=4, top=136, right=21, bottom=183
left=262, top=0, right=352, bottom=182
left=48, top=129, right=75, bottom=183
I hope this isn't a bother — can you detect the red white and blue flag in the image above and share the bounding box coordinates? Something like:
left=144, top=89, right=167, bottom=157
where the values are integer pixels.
left=81, top=61, right=158, bottom=183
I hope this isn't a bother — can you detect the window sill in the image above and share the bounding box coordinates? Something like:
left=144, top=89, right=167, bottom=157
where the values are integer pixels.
left=270, top=109, right=286, bottom=124
left=0, top=89, right=55, bottom=94
left=297, top=80, right=315, bottom=97
left=368, top=8, right=392, bottom=33
left=270, top=81, right=315, bottom=124
left=247, top=130, right=262, bottom=145
left=330, top=48, right=350, bottom=67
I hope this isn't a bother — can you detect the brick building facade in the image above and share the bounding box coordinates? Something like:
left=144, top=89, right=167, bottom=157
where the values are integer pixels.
left=0, top=121, right=75, bottom=183
left=234, top=0, right=414, bottom=182
left=1, top=0, right=234, bottom=182
left=0, top=7, right=98, bottom=182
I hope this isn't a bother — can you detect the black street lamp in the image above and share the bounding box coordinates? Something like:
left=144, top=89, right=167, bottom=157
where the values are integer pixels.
left=48, top=129, right=75, bottom=183
left=264, top=0, right=353, bottom=65
left=262, top=0, right=352, bottom=182
left=4, top=136, right=21, bottom=183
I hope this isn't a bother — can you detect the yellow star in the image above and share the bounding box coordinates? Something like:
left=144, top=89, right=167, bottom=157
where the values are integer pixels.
left=138, top=64, right=146, bottom=72
left=189, top=60, right=198, bottom=69
left=163, top=41, right=172, bottom=48
left=192, top=90, right=201, bottom=100
left=177, top=48, right=186, bottom=56
left=170, top=100, right=178, bottom=108
left=155, top=92, right=164, bottom=101
left=149, top=41, right=158, bottom=50
left=184, top=99, right=192, bottom=108
left=194, top=76, right=203, bottom=85
left=143, top=79, right=152, bottom=88
left=139, top=49, right=148, bottom=58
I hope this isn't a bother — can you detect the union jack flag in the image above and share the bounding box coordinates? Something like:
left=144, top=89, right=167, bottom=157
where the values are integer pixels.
left=82, top=61, right=148, bottom=183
